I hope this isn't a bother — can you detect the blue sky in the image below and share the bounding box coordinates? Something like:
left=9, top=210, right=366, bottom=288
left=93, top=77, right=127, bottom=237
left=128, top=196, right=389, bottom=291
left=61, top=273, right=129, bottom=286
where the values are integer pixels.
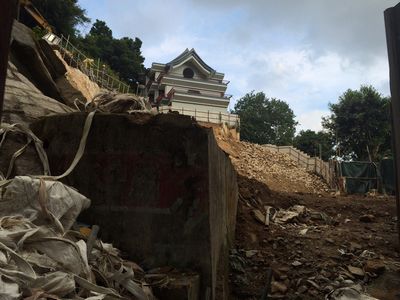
left=78, top=0, right=398, bottom=131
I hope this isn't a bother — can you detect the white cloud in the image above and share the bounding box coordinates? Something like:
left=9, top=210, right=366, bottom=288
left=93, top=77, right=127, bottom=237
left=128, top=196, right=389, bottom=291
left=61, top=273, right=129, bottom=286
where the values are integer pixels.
left=78, top=0, right=395, bottom=131
left=296, top=109, right=330, bottom=132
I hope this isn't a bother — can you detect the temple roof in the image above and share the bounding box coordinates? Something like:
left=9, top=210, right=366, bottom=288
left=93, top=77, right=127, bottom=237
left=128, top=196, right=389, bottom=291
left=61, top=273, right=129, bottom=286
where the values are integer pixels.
left=167, top=48, right=215, bottom=74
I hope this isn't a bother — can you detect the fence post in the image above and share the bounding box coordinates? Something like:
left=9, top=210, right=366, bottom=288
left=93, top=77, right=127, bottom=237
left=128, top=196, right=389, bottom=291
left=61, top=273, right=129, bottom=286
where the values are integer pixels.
left=314, top=157, right=317, bottom=172
left=195, top=109, right=197, bottom=119
left=63, top=35, right=70, bottom=60
left=208, top=110, right=210, bottom=122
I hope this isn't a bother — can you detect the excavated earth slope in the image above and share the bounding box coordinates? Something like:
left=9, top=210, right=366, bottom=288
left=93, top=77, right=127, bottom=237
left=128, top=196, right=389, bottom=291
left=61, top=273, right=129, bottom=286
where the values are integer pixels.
left=212, top=129, right=400, bottom=300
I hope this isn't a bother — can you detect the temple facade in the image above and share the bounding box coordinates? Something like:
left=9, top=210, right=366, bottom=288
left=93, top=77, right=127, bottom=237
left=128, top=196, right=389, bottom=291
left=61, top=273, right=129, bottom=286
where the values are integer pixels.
left=146, top=49, right=233, bottom=118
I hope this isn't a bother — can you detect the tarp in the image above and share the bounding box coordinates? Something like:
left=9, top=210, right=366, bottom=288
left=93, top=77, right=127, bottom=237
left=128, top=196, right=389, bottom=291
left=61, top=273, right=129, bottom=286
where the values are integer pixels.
left=339, top=162, right=377, bottom=194
left=380, top=159, right=395, bottom=195
left=338, top=160, right=395, bottom=195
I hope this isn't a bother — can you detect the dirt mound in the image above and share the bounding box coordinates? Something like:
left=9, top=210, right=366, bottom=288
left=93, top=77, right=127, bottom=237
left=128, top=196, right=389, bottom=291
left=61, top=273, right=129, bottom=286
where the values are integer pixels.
left=214, top=132, right=328, bottom=194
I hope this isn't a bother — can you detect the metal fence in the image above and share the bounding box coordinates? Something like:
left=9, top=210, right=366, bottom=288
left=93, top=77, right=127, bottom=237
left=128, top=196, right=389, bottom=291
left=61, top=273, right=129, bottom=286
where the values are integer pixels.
left=43, top=33, right=131, bottom=94
left=159, top=107, right=240, bottom=127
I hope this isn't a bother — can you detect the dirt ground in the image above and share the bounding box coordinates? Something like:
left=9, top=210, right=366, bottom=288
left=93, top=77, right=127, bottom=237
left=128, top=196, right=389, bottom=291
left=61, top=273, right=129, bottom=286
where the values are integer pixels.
left=209, top=128, right=400, bottom=299
left=229, top=176, right=400, bottom=300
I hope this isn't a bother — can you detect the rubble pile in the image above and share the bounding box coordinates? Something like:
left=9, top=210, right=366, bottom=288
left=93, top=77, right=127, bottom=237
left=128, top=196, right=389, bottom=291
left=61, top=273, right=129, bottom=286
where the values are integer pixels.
left=215, top=134, right=328, bottom=194
left=212, top=131, right=400, bottom=299
left=230, top=178, right=399, bottom=299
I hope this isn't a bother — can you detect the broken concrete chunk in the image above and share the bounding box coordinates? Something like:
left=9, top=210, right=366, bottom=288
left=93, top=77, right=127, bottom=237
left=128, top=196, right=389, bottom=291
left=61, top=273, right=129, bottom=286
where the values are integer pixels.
left=347, top=265, right=365, bottom=277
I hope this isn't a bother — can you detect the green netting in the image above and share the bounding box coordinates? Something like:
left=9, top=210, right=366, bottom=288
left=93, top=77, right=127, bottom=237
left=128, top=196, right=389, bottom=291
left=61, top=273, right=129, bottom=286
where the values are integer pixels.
left=380, top=159, right=395, bottom=195
left=340, top=162, right=377, bottom=178
left=345, top=178, right=377, bottom=194
left=339, top=160, right=395, bottom=194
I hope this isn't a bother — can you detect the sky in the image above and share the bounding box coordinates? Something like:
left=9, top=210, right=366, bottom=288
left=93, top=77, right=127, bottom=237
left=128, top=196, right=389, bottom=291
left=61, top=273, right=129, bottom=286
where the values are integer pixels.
left=78, top=0, right=398, bottom=132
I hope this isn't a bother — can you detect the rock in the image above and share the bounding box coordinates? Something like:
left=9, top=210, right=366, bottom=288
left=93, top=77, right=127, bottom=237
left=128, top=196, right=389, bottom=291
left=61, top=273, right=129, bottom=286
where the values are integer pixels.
left=297, top=285, right=308, bottom=294
left=54, top=50, right=101, bottom=105
left=359, top=214, right=375, bottom=223
left=307, top=280, right=320, bottom=290
left=347, top=265, right=365, bottom=277
left=252, top=209, right=265, bottom=224
left=349, top=242, right=362, bottom=252
left=325, top=238, right=335, bottom=244
left=37, top=39, right=67, bottom=80
left=10, top=21, right=62, bottom=101
left=324, top=285, right=334, bottom=293
left=271, top=281, right=288, bottom=294
left=2, top=62, right=74, bottom=127
left=245, top=250, right=258, bottom=258
left=292, top=260, right=303, bottom=267
left=364, top=260, right=385, bottom=275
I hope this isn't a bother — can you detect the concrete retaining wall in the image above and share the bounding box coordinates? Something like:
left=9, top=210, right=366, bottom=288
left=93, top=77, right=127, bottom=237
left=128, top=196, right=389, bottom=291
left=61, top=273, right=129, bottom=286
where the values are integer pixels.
left=31, top=112, right=238, bottom=300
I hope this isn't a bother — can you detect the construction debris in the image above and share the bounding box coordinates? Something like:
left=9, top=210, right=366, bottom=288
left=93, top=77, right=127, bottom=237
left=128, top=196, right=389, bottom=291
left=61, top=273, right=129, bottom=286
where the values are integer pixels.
left=0, top=176, right=155, bottom=299
left=214, top=133, right=329, bottom=194
left=82, top=92, right=151, bottom=113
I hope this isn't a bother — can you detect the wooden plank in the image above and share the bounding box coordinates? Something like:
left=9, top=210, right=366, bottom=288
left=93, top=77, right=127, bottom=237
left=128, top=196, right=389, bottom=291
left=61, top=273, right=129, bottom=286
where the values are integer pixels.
left=0, top=0, right=17, bottom=124
left=385, top=2, right=400, bottom=245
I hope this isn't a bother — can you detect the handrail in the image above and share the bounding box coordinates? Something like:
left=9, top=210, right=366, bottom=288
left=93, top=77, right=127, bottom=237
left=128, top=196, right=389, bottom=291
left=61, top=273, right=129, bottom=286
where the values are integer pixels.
left=44, top=33, right=131, bottom=94
left=159, top=107, right=240, bottom=126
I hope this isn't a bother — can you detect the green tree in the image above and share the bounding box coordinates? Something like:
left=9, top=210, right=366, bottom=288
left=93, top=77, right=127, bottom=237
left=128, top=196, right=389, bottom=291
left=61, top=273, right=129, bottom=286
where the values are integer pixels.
left=233, top=91, right=297, bottom=145
left=79, top=20, right=145, bottom=85
left=293, top=130, right=334, bottom=160
left=322, top=85, right=391, bottom=161
left=21, top=0, right=90, bottom=38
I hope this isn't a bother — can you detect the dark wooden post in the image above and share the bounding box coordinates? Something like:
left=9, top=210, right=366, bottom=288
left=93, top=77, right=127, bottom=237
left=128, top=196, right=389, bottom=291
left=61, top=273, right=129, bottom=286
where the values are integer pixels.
left=385, top=2, right=400, bottom=246
left=0, top=0, right=18, bottom=124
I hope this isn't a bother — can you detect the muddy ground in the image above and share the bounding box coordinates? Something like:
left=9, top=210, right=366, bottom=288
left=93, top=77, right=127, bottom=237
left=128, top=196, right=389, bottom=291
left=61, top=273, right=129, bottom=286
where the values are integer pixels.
left=229, top=176, right=400, bottom=299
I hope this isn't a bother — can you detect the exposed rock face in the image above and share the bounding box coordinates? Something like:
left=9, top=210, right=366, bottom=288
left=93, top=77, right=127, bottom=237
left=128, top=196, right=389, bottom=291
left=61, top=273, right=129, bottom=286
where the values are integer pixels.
left=8, top=20, right=101, bottom=108
left=2, top=62, right=74, bottom=127
left=37, top=39, right=67, bottom=80
left=9, top=21, right=62, bottom=101
left=54, top=50, right=101, bottom=105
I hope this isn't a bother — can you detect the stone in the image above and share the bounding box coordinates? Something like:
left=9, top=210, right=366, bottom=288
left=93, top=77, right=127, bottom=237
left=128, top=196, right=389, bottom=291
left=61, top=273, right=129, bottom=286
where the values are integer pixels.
left=245, top=250, right=258, bottom=258
left=349, top=242, right=362, bottom=252
left=324, top=285, right=334, bottom=293
left=297, top=285, right=308, bottom=294
left=359, top=214, right=375, bottom=223
left=10, top=21, right=62, bottom=101
left=271, top=281, right=288, bottom=294
left=307, top=280, right=320, bottom=290
left=325, top=238, right=335, bottom=244
left=292, top=260, right=303, bottom=267
left=2, top=62, right=74, bottom=127
left=364, top=260, right=386, bottom=275
left=347, top=266, right=365, bottom=277
left=252, top=209, right=265, bottom=224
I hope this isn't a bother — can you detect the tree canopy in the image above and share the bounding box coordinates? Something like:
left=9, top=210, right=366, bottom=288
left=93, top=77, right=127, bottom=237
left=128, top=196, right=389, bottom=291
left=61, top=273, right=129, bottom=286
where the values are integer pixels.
left=233, top=91, right=297, bottom=145
left=22, top=0, right=90, bottom=38
left=293, top=130, right=334, bottom=160
left=78, top=20, right=145, bottom=85
left=322, top=85, right=391, bottom=161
